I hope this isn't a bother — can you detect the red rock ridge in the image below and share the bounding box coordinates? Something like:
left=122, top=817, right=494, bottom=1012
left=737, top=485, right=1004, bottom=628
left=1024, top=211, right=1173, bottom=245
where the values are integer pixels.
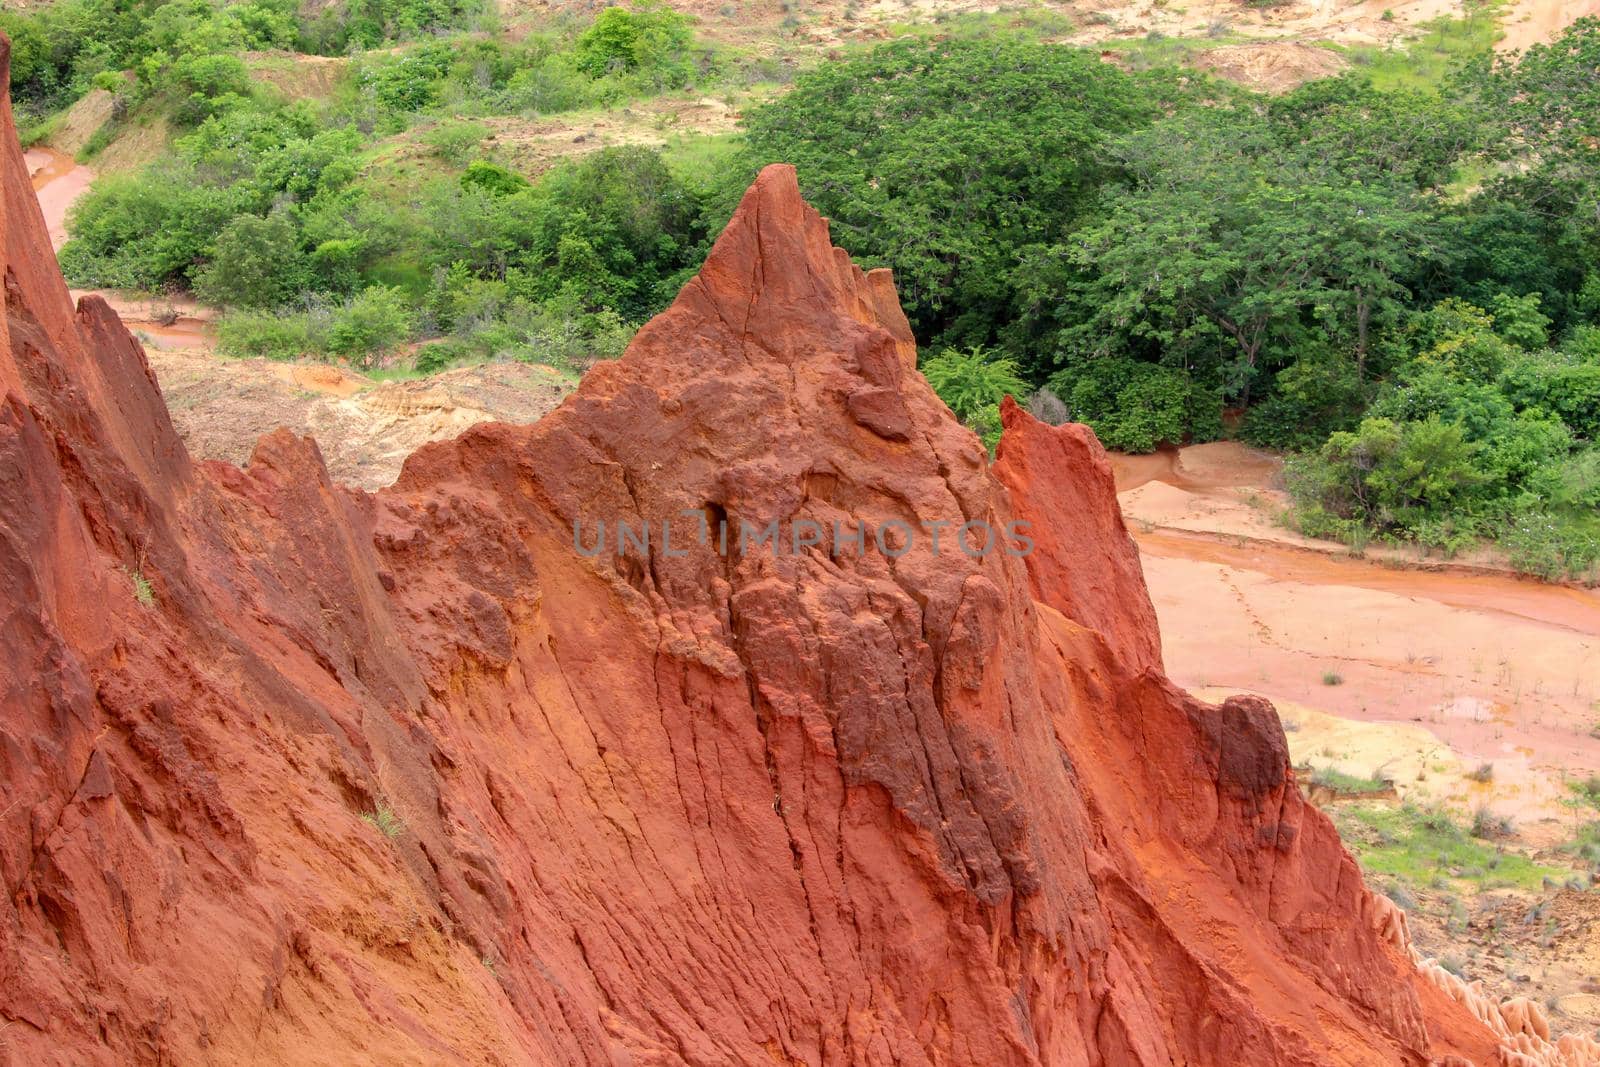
left=0, top=31, right=1575, bottom=1065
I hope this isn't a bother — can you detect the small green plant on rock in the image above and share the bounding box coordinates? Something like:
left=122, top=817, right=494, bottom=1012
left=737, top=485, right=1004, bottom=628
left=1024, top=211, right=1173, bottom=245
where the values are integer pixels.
left=362, top=801, right=404, bottom=839
left=126, top=567, right=155, bottom=607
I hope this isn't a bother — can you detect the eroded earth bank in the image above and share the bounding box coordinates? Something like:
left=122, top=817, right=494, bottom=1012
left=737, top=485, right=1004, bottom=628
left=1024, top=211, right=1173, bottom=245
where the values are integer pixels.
left=0, top=34, right=1593, bottom=1065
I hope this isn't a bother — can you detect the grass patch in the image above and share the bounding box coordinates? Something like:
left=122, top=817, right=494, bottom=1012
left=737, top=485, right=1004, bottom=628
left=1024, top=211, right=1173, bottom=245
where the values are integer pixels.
left=361, top=801, right=405, bottom=838
left=1333, top=2, right=1503, bottom=93
left=1098, top=30, right=1246, bottom=73
left=1569, top=776, right=1600, bottom=809
left=1564, top=821, right=1600, bottom=865
left=1311, top=765, right=1389, bottom=794
left=660, top=131, right=746, bottom=194
left=19, top=109, right=67, bottom=149
left=1332, top=802, right=1566, bottom=892
left=126, top=567, right=155, bottom=607
left=879, top=6, right=1076, bottom=42
left=1321, top=670, right=1344, bottom=686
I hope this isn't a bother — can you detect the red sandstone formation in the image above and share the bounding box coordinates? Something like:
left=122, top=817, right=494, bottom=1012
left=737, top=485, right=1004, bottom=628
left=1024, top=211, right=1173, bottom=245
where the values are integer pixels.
left=0, top=34, right=1587, bottom=1065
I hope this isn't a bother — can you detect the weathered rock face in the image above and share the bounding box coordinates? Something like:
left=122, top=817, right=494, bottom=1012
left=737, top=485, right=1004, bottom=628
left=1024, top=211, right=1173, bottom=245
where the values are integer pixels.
left=0, top=35, right=1568, bottom=1065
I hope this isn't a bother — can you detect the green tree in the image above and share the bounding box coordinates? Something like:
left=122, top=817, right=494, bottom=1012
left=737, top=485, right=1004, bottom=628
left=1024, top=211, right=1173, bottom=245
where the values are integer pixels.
left=1045, top=107, right=1431, bottom=404
left=743, top=36, right=1182, bottom=347
left=195, top=212, right=308, bottom=309
left=921, top=346, right=1028, bottom=452
left=575, top=3, right=695, bottom=87
left=328, top=286, right=415, bottom=365
left=921, top=346, right=1028, bottom=420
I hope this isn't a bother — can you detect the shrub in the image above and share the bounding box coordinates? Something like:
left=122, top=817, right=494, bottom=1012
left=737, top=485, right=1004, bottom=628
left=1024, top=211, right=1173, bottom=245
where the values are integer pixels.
left=359, top=44, right=453, bottom=112
left=1501, top=510, right=1600, bottom=582
left=327, top=286, right=416, bottom=366
left=126, top=567, right=155, bottom=607
left=1289, top=416, right=1483, bottom=532
left=461, top=160, right=530, bottom=196
left=575, top=3, right=696, bottom=88
left=59, top=168, right=246, bottom=290
left=423, top=119, right=489, bottom=164
left=1048, top=359, right=1203, bottom=453
left=194, top=212, right=309, bottom=309
left=921, top=345, right=1028, bottom=422
left=1243, top=352, right=1366, bottom=450
left=1470, top=805, right=1514, bottom=839
left=1501, top=356, right=1600, bottom=441
left=216, top=306, right=328, bottom=360
left=361, top=801, right=404, bottom=838
left=1025, top=388, right=1070, bottom=426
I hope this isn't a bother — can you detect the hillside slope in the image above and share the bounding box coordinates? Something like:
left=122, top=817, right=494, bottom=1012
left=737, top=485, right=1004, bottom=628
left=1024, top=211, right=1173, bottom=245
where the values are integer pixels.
left=0, top=33, right=1591, bottom=1065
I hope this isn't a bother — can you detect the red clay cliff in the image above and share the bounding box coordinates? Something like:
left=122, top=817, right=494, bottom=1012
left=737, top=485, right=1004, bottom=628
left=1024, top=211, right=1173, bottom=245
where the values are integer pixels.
left=0, top=34, right=1585, bottom=1066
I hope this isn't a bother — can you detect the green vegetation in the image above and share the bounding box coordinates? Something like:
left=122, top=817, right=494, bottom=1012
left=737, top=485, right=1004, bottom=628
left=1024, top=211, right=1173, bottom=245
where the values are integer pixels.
left=126, top=566, right=155, bottom=607
left=1334, top=0, right=1502, bottom=92
left=745, top=15, right=1600, bottom=581
left=1309, top=765, right=1388, bottom=794
left=1563, top=821, right=1600, bottom=866
left=919, top=346, right=1027, bottom=449
left=1332, top=802, right=1565, bottom=892
left=24, top=1, right=738, bottom=369
left=15, top=0, right=1600, bottom=581
left=361, top=800, right=404, bottom=838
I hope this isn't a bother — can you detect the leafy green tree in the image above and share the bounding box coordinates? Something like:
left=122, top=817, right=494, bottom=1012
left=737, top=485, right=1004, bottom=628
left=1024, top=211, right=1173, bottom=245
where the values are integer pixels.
left=743, top=36, right=1179, bottom=346
left=1292, top=416, right=1483, bottom=531
left=575, top=3, right=696, bottom=87
left=1489, top=291, right=1550, bottom=350
left=328, top=286, right=415, bottom=365
left=920, top=346, right=1027, bottom=452
left=1046, top=358, right=1202, bottom=453
left=1266, top=73, right=1490, bottom=189
left=921, top=346, right=1028, bottom=421
left=1242, top=349, right=1366, bottom=449
left=194, top=212, right=308, bottom=309
left=1405, top=299, right=1517, bottom=382
left=59, top=164, right=246, bottom=289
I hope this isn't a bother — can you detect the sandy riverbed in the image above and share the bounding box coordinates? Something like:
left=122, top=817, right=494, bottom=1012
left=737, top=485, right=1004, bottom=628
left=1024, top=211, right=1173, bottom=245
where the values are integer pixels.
left=1113, top=443, right=1600, bottom=842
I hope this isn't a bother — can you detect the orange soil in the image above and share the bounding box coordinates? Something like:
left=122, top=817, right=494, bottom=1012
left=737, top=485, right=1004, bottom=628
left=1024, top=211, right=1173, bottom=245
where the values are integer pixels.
left=1112, top=443, right=1600, bottom=841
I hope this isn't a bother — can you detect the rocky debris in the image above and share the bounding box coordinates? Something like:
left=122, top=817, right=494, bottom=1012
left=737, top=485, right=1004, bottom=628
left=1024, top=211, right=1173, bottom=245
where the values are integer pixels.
left=0, top=29, right=1582, bottom=1063
left=1190, top=41, right=1351, bottom=95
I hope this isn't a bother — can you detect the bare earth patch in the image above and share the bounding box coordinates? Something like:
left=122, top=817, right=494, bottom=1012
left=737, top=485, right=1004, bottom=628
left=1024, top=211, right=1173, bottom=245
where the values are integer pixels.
left=147, top=348, right=575, bottom=491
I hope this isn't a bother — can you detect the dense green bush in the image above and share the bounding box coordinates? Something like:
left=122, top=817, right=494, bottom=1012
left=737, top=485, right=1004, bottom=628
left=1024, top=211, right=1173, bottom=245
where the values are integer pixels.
left=1242, top=352, right=1366, bottom=450
left=920, top=346, right=1027, bottom=449
left=742, top=35, right=1190, bottom=349
left=1287, top=416, right=1483, bottom=532
left=194, top=212, right=308, bottom=309
left=59, top=166, right=246, bottom=289
left=575, top=3, right=697, bottom=88
left=1046, top=359, right=1210, bottom=453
